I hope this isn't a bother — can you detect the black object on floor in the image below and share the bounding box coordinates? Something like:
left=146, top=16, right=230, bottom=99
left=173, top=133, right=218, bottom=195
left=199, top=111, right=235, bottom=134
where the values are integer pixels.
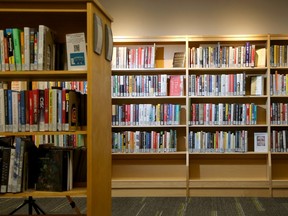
left=9, top=196, right=45, bottom=215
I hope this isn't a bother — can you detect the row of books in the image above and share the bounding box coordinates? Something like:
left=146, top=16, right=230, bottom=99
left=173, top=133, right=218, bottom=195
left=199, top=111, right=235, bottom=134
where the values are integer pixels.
left=31, top=81, right=88, bottom=94
left=271, top=130, right=288, bottom=152
left=111, top=74, right=184, bottom=97
left=112, top=45, right=156, bottom=69
left=270, top=71, right=288, bottom=95
left=188, top=73, right=246, bottom=96
left=0, top=88, right=86, bottom=132
left=0, top=25, right=56, bottom=71
left=33, top=134, right=85, bottom=148
left=188, top=130, right=248, bottom=153
left=0, top=26, right=87, bottom=72
left=270, top=45, right=288, bottom=67
left=112, top=129, right=177, bottom=153
left=189, top=103, right=258, bottom=125
left=189, top=42, right=260, bottom=68
left=0, top=136, right=87, bottom=194
left=0, top=137, right=33, bottom=193
left=112, top=104, right=181, bottom=126
left=271, top=103, right=288, bottom=125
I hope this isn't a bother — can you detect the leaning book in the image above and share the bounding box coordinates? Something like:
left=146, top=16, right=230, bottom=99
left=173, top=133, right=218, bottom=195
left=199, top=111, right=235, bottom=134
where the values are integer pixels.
left=66, top=32, right=87, bottom=71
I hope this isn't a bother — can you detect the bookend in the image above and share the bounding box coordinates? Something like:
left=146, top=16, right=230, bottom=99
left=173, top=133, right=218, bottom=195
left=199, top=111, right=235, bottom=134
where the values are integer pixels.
left=9, top=196, right=46, bottom=215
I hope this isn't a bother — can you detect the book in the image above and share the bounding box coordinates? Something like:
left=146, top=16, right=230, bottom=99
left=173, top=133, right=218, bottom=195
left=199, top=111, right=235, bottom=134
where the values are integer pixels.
left=38, top=89, right=45, bottom=131
left=172, top=52, right=185, bottom=68
left=0, top=89, right=5, bottom=132
left=68, top=90, right=79, bottom=131
left=38, top=25, right=56, bottom=70
left=12, top=28, right=22, bottom=71
left=255, top=48, right=266, bottom=67
left=4, top=28, right=15, bottom=71
left=254, top=132, right=268, bottom=152
left=73, top=147, right=87, bottom=187
left=0, top=147, right=11, bottom=193
left=23, top=27, right=31, bottom=71
left=250, top=75, right=264, bottom=95
left=7, top=148, right=15, bottom=192
left=169, top=75, right=184, bottom=96
left=35, top=147, right=72, bottom=192
left=0, top=29, right=5, bottom=71
left=66, top=32, right=87, bottom=70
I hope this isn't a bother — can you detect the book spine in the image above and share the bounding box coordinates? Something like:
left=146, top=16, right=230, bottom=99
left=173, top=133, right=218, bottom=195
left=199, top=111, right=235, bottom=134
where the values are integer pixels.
left=0, top=148, right=10, bottom=193
left=0, top=89, right=5, bottom=132
left=12, top=91, right=19, bottom=132
left=57, top=89, right=62, bottom=131
left=7, top=148, right=15, bottom=192
left=12, top=28, right=22, bottom=71
left=0, top=30, right=5, bottom=71
left=23, top=27, right=30, bottom=71
left=39, top=89, right=45, bottom=131
left=37, top=25, right=45, bottom=70
left=5, top=28, right=15, bottom=71
left=44, top=88, right=49, bottom=131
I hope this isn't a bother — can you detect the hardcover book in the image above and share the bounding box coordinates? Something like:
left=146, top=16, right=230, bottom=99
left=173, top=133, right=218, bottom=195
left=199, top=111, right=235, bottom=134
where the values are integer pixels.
left=35, top=147, right=71, bottom=192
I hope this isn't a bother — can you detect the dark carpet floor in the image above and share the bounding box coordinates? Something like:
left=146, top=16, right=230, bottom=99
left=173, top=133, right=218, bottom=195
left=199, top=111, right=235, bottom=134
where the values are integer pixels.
left=1, top=197, right=288, bottom=215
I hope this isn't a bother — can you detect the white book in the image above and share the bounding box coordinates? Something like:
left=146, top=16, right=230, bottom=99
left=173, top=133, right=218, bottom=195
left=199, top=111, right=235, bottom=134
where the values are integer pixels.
left=38, top=25, right=56, bottom=71
left=7, top=149, right=16, bottom=193
left=251, top=76, right=264, bottom=96
left=66, top=32, right=87, bottom=70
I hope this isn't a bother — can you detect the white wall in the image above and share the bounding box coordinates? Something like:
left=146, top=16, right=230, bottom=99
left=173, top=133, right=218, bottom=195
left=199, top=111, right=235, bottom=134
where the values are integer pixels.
left=99, top=0, right=288, bottom=37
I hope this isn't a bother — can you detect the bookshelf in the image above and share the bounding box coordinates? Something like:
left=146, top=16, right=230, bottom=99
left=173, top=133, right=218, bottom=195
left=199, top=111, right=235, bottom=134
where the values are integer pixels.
left=0, top=1, right=112, bottom=216
left=269, top=34, right=288, bottom=197
left=112, top=37, right=188, bottom=196
left=111, top=35, right=280, bottom=197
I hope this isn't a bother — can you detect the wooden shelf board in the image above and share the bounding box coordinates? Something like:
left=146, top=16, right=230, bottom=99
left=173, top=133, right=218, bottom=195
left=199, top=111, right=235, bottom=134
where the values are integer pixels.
left=0, top=71, right=87, bottom=81
left=112, top=68, right=186, bottom=72
left=0, top=130, right=87, bottom=136
left=0, top=188, right=87, bottom=198
left=112, top=179, right=186, bottom=188
left=189, top=180, right=269, bottom=188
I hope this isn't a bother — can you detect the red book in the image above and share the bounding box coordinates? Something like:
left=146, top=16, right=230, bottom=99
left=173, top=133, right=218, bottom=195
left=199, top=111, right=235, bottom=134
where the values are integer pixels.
left=169, top=75, right=183, bottom=96
left=32, top=89, right=39, bottom=131
left=28, top=90, right=34, bottom=131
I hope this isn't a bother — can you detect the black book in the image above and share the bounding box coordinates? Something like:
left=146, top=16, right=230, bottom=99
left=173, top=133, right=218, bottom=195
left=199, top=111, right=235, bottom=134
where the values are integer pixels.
left=35, top=147, right=71, bottom=192
left=0, top=147, right=11, bottom=193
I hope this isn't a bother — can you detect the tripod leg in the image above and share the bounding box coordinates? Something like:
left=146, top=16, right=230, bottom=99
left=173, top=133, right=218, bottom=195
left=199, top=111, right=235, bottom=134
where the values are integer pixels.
left=9, top=196, right=46, bottom=215
left=32, top=202, right=46, bottom=215
left=9, top=200, right=29, bottom=215
left=66, top=195, right=81, bottom=215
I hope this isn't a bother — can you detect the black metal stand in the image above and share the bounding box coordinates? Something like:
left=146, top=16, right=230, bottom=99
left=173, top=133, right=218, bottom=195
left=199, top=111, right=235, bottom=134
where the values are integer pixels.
left=9, top=196, right=46, bottom=215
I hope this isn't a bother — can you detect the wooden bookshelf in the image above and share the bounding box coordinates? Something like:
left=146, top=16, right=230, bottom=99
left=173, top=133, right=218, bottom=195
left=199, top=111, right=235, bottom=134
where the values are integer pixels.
left=111, top=34, right=288, bottom=197
left=269, top=34, right=288, bottom=197
left=0, top=1, right=112, bottom=216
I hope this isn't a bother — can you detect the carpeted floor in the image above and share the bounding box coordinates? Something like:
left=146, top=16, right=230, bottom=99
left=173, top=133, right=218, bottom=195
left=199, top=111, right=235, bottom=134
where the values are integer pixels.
left=1, top=197, right=288, bottom=215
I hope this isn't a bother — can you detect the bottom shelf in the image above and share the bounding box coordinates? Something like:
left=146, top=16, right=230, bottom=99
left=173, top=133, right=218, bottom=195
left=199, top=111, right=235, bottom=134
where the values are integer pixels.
left=112, top=179, right=187, bottom=197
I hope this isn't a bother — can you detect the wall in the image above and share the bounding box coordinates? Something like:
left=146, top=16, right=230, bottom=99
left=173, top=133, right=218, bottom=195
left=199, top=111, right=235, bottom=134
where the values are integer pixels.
left=99, top=0, right=288, bottom=37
